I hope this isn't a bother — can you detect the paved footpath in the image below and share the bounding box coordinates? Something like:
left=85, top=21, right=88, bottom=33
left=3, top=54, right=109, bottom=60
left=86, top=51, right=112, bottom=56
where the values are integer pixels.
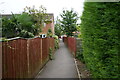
left=36, top=39, right=78, bottom=78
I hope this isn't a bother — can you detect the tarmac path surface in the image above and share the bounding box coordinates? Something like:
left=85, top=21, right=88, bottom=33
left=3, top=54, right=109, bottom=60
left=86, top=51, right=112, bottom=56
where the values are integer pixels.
left=36, top=39, right=78, bottom=78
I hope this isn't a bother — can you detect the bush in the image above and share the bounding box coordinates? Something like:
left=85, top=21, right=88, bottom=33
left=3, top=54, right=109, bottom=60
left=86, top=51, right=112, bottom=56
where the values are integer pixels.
left=19, top=30, right=34, bottom=38
left=2, top=6, right=48, bottom=38
left=49, top=47, right=54, bottom=60
left=2, top=15, right=19, bottom=38
left=53, top=35, right=59, bottom=49
left=47, top=29, right=53, bottom=37
left=2, top=13, right=36, bottom=38
left=80, top=2, right=120, bottom=78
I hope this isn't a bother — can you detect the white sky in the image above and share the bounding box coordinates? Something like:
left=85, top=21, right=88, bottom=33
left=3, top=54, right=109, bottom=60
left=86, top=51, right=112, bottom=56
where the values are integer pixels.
left=0, top=0, right=85, bottom=21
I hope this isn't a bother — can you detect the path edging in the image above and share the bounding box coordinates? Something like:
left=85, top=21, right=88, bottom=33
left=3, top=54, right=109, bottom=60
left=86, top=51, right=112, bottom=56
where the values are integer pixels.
left=74, top=58, right=81, bottom=80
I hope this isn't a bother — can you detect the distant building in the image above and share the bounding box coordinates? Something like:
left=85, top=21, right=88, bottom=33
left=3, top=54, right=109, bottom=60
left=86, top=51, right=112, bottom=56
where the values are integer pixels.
left=40, top=13, right=54, bottom=35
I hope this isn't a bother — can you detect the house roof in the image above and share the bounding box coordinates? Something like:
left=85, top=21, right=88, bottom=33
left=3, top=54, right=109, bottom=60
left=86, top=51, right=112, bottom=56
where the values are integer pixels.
left=44, top=13, right=54, bottom=22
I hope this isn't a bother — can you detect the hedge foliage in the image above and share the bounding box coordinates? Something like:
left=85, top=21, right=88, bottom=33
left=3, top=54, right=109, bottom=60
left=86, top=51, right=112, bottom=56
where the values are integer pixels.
left=80, top=2, right=120, bottom=78
left=76, top=38, right=85, bottom=63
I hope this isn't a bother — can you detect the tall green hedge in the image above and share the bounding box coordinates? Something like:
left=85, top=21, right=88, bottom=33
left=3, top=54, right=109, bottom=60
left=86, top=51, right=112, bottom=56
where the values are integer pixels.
left=80, top=2, right=120, bottom=78
left=76, top=38, right=85, bottom=63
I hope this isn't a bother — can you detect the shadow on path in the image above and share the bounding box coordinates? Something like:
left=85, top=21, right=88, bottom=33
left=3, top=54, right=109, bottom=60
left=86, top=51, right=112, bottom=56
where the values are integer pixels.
left=36, top=39, right=78, bottom=78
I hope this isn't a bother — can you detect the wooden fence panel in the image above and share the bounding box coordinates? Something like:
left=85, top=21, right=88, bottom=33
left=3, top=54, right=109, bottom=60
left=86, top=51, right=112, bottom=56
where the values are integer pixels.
left=20, top=39, right=28, bottom=78
left=2, top=39, right=28, bottom=78
left=63, top=37, right=76, bottom=56
left=2, top=42, right=7, bottom=78
left=6, top=41, right=14, bottom=78
left=28, top=38, right=42, bottom=77
left=2, top=37, right=55, bottom=78
left=49, top=38, right=55, bottom=53
left=0, top=42, right=2, bottom=80
left=13, top=39, right=28, bottom=78
left=42, top=38, right=49, bottom=65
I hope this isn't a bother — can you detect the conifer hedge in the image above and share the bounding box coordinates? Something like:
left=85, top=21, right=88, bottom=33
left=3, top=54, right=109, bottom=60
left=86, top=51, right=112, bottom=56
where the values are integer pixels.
left=80, top=2, right=120, bottom=78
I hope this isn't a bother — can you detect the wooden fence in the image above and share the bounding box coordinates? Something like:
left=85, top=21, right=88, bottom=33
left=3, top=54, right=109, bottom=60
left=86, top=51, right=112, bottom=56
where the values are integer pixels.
left=63, top=37, right=76, bottom=56
left=2, top=37, right=54, bottom=78
left=0, top=42, right=2, bottom=80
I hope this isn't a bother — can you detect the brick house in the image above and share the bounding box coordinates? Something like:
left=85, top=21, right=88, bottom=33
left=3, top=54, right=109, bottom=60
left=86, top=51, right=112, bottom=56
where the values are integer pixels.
left=40, top=13, right=54, bottom=35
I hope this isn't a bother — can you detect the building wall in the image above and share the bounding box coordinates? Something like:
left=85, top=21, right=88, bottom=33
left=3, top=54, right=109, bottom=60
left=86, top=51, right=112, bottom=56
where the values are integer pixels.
left=40, top=13, right=54, bottom=35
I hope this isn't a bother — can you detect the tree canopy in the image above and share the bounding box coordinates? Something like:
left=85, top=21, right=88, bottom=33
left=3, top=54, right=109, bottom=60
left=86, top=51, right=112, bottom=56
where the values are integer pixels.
left=55, top=17, right=63, bottom=37
left=60, top=9, right=78, bottom=36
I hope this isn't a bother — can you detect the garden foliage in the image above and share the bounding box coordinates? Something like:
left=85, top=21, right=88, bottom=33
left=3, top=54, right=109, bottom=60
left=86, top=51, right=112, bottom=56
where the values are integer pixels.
left=55, top=17, right=63, bottom=37
left=2, top=6, right=48, bottom=38
left=53, top=35, right=59, bottom=50
left=2, top=13, right=36, bottom=38
left=47, top=29, right=53, bottom=37
left=80, top=2, right=120, bottom=78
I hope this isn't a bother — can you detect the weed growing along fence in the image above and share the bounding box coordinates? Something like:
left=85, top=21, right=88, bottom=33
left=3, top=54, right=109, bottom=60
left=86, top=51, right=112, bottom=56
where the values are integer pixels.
left=80, top=2, right=119, bottom=78
left=2, top=37, right=54, bottom=78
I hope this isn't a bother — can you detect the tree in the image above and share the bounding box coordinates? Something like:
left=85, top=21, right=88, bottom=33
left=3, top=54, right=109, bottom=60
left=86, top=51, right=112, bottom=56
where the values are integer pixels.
left=60, top=9, right=78, bottom=36
left=23, top=5, right=49, bottom=33
left=55, top=17, right=63, bottom=37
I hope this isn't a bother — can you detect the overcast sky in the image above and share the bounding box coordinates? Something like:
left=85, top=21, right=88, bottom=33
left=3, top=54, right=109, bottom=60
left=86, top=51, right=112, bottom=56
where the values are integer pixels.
left=0, top=0, right=85, bottom=20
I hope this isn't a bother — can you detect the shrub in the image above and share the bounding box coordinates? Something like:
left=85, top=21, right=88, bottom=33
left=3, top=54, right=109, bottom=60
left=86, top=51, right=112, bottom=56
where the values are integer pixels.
left=47, top=29, right=53, bottom=37
left=2, top=13, right=36, bottom=38
left=49, top=47, right=54, bottom=60
left=80, top=2, right=120, bottom=78
left=19, top=30, right=34, bottom=38
left=2, top=5, right=49, bottom=38
left=53, top=35, right=59, bottom=49
left=2, top=15, right=19, bottom=38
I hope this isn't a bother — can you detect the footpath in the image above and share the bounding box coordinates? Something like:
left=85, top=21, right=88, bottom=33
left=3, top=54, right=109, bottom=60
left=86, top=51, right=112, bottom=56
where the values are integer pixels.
left=36, top=39, right=78, bottom=78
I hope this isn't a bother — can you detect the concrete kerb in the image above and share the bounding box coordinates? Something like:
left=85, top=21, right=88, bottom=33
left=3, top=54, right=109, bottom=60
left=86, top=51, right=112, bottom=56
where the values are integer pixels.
left=74, top=58, right=81, bottom=80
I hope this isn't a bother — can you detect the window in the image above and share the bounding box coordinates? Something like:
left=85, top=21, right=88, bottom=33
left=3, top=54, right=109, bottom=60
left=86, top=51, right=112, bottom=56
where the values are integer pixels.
left=44, top=23, right=46, bottom=27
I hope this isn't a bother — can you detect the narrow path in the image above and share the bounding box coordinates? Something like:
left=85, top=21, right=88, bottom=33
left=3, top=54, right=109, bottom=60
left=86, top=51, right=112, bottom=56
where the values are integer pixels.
left=36, top=39, right=78, bottom=78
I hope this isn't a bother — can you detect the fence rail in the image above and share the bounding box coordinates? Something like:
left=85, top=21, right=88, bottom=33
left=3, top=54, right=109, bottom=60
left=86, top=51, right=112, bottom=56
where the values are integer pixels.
left=2, top=37, right=55, bottom=78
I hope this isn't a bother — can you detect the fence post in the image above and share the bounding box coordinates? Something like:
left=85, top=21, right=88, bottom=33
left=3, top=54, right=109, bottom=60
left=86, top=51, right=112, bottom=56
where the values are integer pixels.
left=27, top=39, right=30, bottom=77
left=40, top=39, right=42, bottom=65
